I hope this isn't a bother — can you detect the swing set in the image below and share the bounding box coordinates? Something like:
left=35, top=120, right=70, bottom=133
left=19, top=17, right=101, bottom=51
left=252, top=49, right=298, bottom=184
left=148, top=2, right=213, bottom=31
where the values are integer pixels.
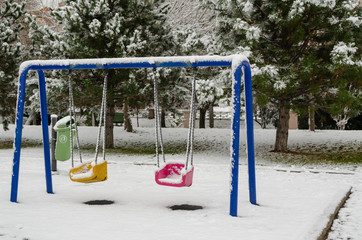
left=10, top=55, right=256, bottom=217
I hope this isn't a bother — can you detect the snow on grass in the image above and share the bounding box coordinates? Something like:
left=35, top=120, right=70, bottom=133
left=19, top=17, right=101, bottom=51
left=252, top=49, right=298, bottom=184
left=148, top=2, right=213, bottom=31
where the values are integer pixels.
left=0, top=123, right=361, bottom=239
left=327, top=168, right=362, bottom=240
left=0, top=147, right=355, bottom=240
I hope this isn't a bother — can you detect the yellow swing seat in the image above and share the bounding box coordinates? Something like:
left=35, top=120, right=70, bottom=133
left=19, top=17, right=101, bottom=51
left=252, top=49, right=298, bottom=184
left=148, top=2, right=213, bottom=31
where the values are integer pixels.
left=69, top=160, right=107, bottom=183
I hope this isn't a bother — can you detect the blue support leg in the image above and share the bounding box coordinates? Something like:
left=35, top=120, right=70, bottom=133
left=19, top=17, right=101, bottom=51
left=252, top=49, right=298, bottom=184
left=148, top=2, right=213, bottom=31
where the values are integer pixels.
left=38, top=70, right=53, bottom=194
left=242, top=61, right=257, bottom=205
left=10, top=70, right=28, bottom=202
left=230, top=65, right=242, bottom=217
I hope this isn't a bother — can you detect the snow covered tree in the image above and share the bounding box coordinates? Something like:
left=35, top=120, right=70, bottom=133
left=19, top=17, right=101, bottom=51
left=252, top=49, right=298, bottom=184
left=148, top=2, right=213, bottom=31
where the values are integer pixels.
left=172, top=27, right=233, bottom=128
left=328, top=41, right=362, bottom=129
left=28, top=0, right=174, bottom=147
left=147, top=67, right=191, bottom=127
left=254, top=103, right=278, bottom=129
left=202, top=0, right=361, bottom=151
left=25, top=73, right=68, bottom=124
left=0, top=0, right=25, bottom=130
left=196, top=69, right=230, bottom=128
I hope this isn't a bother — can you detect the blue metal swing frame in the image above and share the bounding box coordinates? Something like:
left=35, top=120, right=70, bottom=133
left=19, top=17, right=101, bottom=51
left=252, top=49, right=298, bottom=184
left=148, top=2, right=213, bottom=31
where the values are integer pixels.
left=10, top=55, right=256, bottom=217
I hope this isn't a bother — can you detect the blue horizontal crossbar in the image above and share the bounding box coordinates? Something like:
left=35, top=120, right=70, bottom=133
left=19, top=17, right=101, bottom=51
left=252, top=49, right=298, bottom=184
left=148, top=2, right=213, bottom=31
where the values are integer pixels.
left=19, top=55, right=242, bottom=72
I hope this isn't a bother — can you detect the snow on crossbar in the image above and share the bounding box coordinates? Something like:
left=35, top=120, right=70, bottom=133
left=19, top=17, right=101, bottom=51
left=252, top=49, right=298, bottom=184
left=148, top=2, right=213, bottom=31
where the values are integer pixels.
left=19, top=55, right=248, bottom=73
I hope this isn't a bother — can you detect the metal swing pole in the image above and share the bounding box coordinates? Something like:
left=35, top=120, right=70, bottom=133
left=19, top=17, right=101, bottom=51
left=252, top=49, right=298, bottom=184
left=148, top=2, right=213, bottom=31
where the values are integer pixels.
left=230, top=60, right=257, bottom=217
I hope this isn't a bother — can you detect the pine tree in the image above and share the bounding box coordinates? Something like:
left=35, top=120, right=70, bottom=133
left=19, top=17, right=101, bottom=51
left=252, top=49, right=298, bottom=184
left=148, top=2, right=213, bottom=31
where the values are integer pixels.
left=0, top=0, right=25, bottom=130
left=196, top=69, right=230, bottom=128
left=28, top=0, right=174, bottom=147
left=171, top=26, right=232, bottom=129
left=202, top=0, right=361, bottom=151
left=148, top=67, right=190, bottom=127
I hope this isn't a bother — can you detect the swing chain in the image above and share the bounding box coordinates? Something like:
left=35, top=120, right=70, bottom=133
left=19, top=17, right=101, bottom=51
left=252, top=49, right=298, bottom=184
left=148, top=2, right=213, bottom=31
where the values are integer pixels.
left=185, top=67, right=197, bottom=170
left=68, top=70, right=82, bottom=168
left=94, top=71, right=108, bottom=164
left=153, top=68, right=165, bottom=168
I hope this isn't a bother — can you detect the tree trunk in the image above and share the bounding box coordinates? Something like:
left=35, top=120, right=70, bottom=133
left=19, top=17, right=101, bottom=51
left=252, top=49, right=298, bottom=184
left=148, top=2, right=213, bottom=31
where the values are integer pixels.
left=136, top=107, right=139, bottom=127
left=105, top=104, right=115, bottom=148
left=91, top=112, right=96, bottom=126
left=309, top=99, right=315, bottom=132
left=208, top=104, right=214, bottom=128
left=161, top=109, right=166, bottom=128
left=105, top=70, right=115, bottom=148
left=261, top=107, right=267, bottom=129
left=32, top=113, right=39, bottom=125
left=123, top=102, right=133, bottom=132
left=274, top=101, right=290, bottom=152
left=199, top=107, right=207, bottom=128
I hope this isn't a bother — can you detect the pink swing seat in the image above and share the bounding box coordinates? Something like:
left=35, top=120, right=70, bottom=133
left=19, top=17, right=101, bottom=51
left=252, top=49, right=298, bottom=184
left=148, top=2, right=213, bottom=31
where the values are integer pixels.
left=155, top=163, right=194, bottom=187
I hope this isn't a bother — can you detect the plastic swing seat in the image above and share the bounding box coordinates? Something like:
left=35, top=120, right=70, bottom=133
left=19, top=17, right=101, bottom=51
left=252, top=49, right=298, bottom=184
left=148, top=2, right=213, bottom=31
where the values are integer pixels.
left=155, top=163, right=194, bottom=187
left=69, top=160, right=107, bottom=183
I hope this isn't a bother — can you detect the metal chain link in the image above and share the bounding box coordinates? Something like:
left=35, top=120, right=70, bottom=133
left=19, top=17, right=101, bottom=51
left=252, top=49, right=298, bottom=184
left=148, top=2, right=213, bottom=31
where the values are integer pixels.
left=94, top=71, right=107, bottom=164
left=185, top=68, right=197, bottom=170
left=68, top=70, right=84, bottom=167
left=68, top=71, right=74, bottom=168
left=153, top=68, right=165, bottom=167
left=70, top=76, right=82, bottom=164
left=102, top=71, right=107, bottom=161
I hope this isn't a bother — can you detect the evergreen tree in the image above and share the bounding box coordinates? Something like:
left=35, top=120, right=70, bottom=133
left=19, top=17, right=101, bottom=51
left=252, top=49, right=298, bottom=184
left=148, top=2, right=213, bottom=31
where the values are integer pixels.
left=202, top=0, right=361, bottom=151
left=28, top=0, right=174, bottom=147
left=0, top=0, right=25, bottom=130
left=148, top=67, right=190, bottom=127
left=24, top=74, right=68, bottom=124
left=196, top=70, right=230, bottom=128
left=171, top=26, right=232, bottom=128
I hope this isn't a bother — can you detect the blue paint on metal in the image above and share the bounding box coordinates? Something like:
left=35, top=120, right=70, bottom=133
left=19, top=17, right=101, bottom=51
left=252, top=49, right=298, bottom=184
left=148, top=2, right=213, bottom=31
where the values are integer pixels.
left=37, top=70, right=53, bottom=194
left=10, top=57, right=256, bottom=216
left=230, top=60, right=257, bottom=216
left=242, top=61, right=257, bottom=205
left=10, top=69, right=29, bottom=202
left=22, top=60, right=233, bottom=72
left=230, top=65, right=242, bottom=217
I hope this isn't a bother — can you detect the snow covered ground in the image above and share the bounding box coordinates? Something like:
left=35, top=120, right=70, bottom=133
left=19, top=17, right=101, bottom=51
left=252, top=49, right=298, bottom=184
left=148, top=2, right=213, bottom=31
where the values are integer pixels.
left=0, top=122, right=361, bottom=240
left=327, top=168, right=362, bottom=240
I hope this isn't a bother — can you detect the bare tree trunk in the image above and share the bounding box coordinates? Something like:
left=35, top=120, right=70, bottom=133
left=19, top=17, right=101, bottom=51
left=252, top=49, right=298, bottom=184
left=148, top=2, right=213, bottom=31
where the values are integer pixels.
left=105, top=70, right=115, bottom=148
left=208, top=104, right=214, bottom=128
left=161, top=109, right=166, bottom=128
left=309, top=105, right=315, bottom=131
left=123, top=102, right=133, bottom=132
left=309, top=96, right=315, bottom=131
left=105, top=104, right=114, bottom=148
left=274, top=101, right=290, bottom=152
left=91, top=112, right=95, bottom=126
left=199, top=107, right=207, bottom=128
left=32, top=113, right=38, bottom=125
left=136, top=107, right=139, bottom=127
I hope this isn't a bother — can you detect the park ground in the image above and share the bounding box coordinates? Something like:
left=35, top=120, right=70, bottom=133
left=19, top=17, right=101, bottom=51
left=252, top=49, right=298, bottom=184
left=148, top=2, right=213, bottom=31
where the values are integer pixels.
left=0, top=118, right=361, bottom=240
